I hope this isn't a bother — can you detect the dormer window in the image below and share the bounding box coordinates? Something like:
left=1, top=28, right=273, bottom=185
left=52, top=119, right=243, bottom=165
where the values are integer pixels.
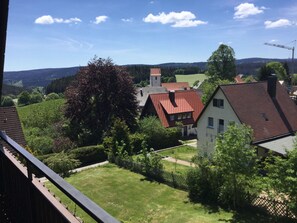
left=213, top=98, right=224, bottom=108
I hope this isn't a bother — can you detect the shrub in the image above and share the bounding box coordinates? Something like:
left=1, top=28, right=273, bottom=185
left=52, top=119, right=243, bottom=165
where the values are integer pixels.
left=30, top=92, right=43, bottom=104
left=187, top=156, right=221, bottom=203
left=45, top=92, right=60, bottom=101
left=44, top=151, right=81, bottom=177
left=69, top=145, right=107, bottom=166
left=138, top=116, right=181, bottom=150
left=130, top=133, right=146, bottom=154
left=53, top=136, right=76, bottom=153
left=28, top=136, right=53, bottom=155
left=136, top=146, right=164, bottom=179
left=18, top=91, right=31, bottom=106
left=1, top=96, right=14, bottom=107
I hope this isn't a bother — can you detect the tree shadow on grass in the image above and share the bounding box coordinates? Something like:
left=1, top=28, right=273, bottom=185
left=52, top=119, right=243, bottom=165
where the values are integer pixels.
left=219, top=207, right=295, bottom=223
left=140, top=177, right=155, bottom=183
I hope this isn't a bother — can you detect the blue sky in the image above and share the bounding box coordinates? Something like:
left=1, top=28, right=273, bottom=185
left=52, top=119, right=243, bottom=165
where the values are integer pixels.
left=4, top=0, right=297, bottom=71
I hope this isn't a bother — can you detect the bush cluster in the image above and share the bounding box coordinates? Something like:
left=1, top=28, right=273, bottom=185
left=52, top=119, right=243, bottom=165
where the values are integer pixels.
left=70, top=145, right=107, bottom=166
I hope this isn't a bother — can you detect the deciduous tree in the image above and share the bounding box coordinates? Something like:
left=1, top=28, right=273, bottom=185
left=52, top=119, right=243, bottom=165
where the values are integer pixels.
left=264, top=141, right=297, bottom=216
left=207, top=44, right=236, bottom=80
left=65, top=57, right=138, bottom=146
left=200, top=79, right=230, bottom=104
left=214, top=123, right=258, bottom=209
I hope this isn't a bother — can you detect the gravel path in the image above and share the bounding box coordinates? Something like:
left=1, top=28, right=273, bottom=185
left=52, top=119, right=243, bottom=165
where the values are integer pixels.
left=39, top=160, right=109, bottom=183
left=163, top=156, right=194, bottom=167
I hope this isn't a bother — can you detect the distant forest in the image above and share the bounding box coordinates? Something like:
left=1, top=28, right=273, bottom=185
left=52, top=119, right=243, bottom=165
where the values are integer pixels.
left=46, top=65, right=202, bottom=94
left=4, top=58, right=296, bottom=95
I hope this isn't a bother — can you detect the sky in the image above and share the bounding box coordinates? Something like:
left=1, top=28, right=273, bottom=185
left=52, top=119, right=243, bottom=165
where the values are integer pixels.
left=4, top=0, right=297, bottom=71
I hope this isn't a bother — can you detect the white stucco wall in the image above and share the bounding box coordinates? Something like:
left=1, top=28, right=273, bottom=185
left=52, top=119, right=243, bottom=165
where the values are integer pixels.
left=181, top=124, right=197, bottom=136
left=197, top=89, right=241, bottom=156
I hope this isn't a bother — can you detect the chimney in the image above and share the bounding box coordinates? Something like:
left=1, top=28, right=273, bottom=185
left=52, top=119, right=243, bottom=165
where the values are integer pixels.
left=267, top=74, right=277, bottom=98
left=169, top=90, right=175, bottom=104
left=140, top=88, right=143, bottom=97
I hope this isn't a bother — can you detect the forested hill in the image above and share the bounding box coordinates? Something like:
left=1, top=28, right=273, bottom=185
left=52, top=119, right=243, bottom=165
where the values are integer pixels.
left=4, top=66, right=81, bottom=88
left=4, top=58, right=295, bottom=88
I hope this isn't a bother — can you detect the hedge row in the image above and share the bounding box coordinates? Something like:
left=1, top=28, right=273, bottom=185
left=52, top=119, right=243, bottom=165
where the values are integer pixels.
left=37, top=145, right=107, bottom=167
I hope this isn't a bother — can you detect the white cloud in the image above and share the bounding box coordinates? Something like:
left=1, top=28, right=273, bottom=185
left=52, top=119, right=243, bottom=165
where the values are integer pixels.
left=264, top=19, right=293, bottom=29
left=234, top=3, right=265, bottom=19
left=143, top=11, right=207, bottom=28
left=172, top=19, right=207, bottom=27
left=93, top=16, right=108, bottom=24
left=121, top=18, right=133, bottom=22
left=35, top=15, right=82, bottom=24
left=63, top=18, right=82, bottom=24
left=35, top=15, right=55, bottom=24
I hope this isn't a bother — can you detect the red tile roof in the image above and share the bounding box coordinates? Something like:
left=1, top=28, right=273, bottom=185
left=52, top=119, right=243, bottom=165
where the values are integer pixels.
left=0, top=107, right=26, bottom=147
left=234, top=75, right=245, bottom=84
left=161, top=82, right=190, bottom=91
left=142, top=90, right=204, bottom=127
left=160, top=98, right=194, bottom=114
left=220, top=81, right=297, bottom=143
left=150, top=68, right=161, bottom=76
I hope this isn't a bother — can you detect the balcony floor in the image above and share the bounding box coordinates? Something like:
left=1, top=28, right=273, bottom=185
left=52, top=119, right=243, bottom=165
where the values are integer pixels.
left=0, top=194, right=12, bottom=223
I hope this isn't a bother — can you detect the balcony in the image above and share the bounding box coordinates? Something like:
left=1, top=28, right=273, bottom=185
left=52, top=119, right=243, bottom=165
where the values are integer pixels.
left=0, top=131, right=119, bottom=223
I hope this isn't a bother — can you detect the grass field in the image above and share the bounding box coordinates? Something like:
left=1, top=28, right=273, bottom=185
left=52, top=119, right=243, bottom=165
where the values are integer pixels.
left=162, top=160, right=191, bottom=175
left=175, top=73, right=208, bottom=86
left=46, top=164, right=234, bottom=223
left=158, top=145, right=197, bottom=162
left=17, top=99, right=65, bottom=129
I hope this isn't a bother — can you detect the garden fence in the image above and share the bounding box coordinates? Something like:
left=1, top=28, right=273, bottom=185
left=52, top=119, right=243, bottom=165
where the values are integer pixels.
left=114, top=156, right=296, bottom=220
left=114, top=157, right=188, bottom=191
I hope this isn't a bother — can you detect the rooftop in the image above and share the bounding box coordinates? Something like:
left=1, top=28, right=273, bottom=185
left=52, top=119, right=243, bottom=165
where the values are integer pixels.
left=219, top=81, right=297, bottom=143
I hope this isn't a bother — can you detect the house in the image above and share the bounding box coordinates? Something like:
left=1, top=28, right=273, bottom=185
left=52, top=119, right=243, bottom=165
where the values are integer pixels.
left=161, top=82, right=190, bottom=91
left=136, top=68, right=191, bottom=110
left=136, top=68, right=167, bottom=109
left=141, top=90, right=204, bottom=136
left=196, top=76, right=297, bottom=156
left=234, top=74, right=245, bottom=84
left=0, top=106, right=26, bottom=148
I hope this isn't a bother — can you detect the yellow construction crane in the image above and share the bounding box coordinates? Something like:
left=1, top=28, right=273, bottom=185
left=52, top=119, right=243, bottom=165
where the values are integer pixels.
left=264, top=42, right=295, bottom=78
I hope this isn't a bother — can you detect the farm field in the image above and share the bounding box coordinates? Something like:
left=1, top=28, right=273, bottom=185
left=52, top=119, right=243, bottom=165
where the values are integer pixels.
left=46, top=164, right=233, bottom=223
left=175, top=73, right=208, bottom=86
left=158, top=145, right=197, bottom=162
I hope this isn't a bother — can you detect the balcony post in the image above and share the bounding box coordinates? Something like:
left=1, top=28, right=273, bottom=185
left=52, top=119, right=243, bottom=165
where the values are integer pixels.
left=0, top=0, right=9, bottom=99
left=27, top=162, right=35, bottom=223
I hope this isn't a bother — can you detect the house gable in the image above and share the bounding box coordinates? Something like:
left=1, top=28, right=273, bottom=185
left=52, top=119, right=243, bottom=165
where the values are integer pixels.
left=197, top=79, right=297, bottom=156
left=197, top=88, right=241, bottom=155
left=141, top=90, right=204, bottom=129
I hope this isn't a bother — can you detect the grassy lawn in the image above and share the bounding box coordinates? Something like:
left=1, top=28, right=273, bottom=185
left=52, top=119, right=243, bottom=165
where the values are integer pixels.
left=46, top=164, right=233, bottom=223
left=175, top=73, right=208, bottom=86
left=162, top=160, right=191, bottom=175
left=158, top=145, right=197, bottom=162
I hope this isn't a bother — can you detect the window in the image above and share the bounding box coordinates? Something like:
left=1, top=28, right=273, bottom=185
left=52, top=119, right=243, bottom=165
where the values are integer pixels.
left=186, top=113, right=191, bottom=119
left=178, top=114, right=182, bottom=120
left=155, top=77, right=157, bottom=80
left=170, top=115, right=175, bottom=121
left=182, top=113, right=187, bottom=119
left=218, top=119, right=224, bottom=133
left=207, top=117, right=214, bottom=128
left=213, top=98, right=224, bottom=108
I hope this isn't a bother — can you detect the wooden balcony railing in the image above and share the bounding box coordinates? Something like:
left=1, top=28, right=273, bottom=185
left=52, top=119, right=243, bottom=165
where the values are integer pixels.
left=0, top=131, right=119, bottom=223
